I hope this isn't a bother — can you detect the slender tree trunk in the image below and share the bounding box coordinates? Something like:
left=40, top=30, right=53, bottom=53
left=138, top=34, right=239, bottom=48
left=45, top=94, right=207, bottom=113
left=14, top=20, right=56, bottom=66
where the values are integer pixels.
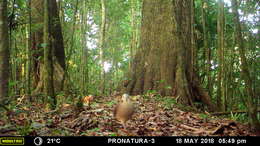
left=228, top=33, right=236, bottom=109
left=100, top=0, right=106, bottom=94
left=9, top=0, right=16, bottom=95
left=190, top=0, right=196, bottom=81
left=201, top=0, right=212, bottom=97
left=231, top=0, right=260, bottom=131
left=44, top=0, right=56, bottom=109
left=66, top=0, right=78, bottom=62
left=217, top=0, right=225, bottom=111
left=129, top=0, right=137, bottom=70
left=11, top=39, right=17, bottom=95
left=49, top=0, right=66, bottom=70
left=81, top=0, right=89, bottom=95
left=0, top=0, right=10, bottom=102
left=58, top=0, right=64, bottom=26
left=112, top=47, right=117, bottom=91
left=27, top=0, right=32, bottom=97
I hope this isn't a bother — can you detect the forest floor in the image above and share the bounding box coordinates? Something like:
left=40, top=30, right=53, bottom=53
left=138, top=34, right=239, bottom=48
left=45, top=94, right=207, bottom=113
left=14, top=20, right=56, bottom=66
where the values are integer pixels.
left=0, top=94, right=258, bottom=136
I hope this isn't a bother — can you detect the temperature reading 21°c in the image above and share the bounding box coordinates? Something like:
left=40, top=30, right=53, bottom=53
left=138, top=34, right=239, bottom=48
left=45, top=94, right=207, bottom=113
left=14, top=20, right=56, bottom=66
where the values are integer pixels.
left=47, top=138, right=61, bottom=144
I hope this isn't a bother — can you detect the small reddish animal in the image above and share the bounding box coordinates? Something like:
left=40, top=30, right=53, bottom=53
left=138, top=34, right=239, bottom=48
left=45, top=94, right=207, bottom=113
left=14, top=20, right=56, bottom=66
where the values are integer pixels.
left=82, top=95, right=94, bottom=107
left=114, top=94, right=135, bottom=129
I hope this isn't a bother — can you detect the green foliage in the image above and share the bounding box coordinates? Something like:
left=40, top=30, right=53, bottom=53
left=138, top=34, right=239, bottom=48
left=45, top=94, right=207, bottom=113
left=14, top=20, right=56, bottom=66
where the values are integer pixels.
left=144, top=90, right=158, bottom=98
left=16, top=123, right=33, bottom=136
left=165, top=85, right=172, bottom=90
left=81, top=127, right=101, bottom=135
left=199, top=113, right=209, bottom=120
left=89, top=127, right=100, bottom=132
left=8, top=81, right=18, bottom=89
left=230, top=112, right=242, bottom=121
left=108, top=133, right=117, bottom=136
left=51, top=129, right=71, bottom=136
left=40, top=43, right=48, bottom=48
left=46, top=96, right=57, bottom=110
left=106, top=100, right=116, bottom=107
left=161, top=97, right=177, bottom=110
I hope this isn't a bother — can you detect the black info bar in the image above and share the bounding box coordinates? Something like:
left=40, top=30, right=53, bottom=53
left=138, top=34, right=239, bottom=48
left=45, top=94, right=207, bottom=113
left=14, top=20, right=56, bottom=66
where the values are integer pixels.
left=0, top=136, right=258, bottom=146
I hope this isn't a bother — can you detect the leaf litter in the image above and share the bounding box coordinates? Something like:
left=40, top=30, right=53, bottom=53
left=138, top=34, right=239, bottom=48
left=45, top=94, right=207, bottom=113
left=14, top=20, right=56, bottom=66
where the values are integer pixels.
left=0, top=95, right=258, bottom=136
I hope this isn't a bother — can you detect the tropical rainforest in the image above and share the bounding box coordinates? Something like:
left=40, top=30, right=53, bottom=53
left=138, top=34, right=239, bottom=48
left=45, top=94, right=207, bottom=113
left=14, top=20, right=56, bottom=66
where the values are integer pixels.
left=0, top=0, right=259, bottom=136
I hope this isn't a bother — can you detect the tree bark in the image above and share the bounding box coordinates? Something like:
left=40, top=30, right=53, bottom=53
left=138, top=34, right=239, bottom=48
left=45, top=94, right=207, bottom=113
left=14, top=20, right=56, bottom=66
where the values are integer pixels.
left=0, top=0, right=10, bottom=102
left=80, top=0, right=89, bottom=95
left=44, top=0, right=56, bottom=109
left=31, top=0, right=44, bottom=89
left=125, top=0, right=215, bottom=111
left=217, top=0, right=225, bottom=111
left=190, top=0, right=196, bottom=81
left=201, top=0, right=212, bottom=97
left=100, top=0, right=106, bottom=94
left=27, top=0, right=32, bottom=97
left=49, top=0, right=66, bottom=70
left=31, top=0, right=66, bottom=94
left=129, top=0, right=138, bottom=70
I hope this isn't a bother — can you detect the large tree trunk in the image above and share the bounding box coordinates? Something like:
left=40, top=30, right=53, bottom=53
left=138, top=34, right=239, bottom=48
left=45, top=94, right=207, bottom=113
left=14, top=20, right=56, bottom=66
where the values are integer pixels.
left=0, top=0, right=10, bottom=101
left=31, top=0, right=66, bottom=94
left=124, top=0, right=215, bottom=111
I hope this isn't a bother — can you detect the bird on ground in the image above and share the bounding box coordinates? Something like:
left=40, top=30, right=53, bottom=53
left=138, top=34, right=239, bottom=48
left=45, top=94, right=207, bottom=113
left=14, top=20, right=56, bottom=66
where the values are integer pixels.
left=114, top=94, right=135, bottom=129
